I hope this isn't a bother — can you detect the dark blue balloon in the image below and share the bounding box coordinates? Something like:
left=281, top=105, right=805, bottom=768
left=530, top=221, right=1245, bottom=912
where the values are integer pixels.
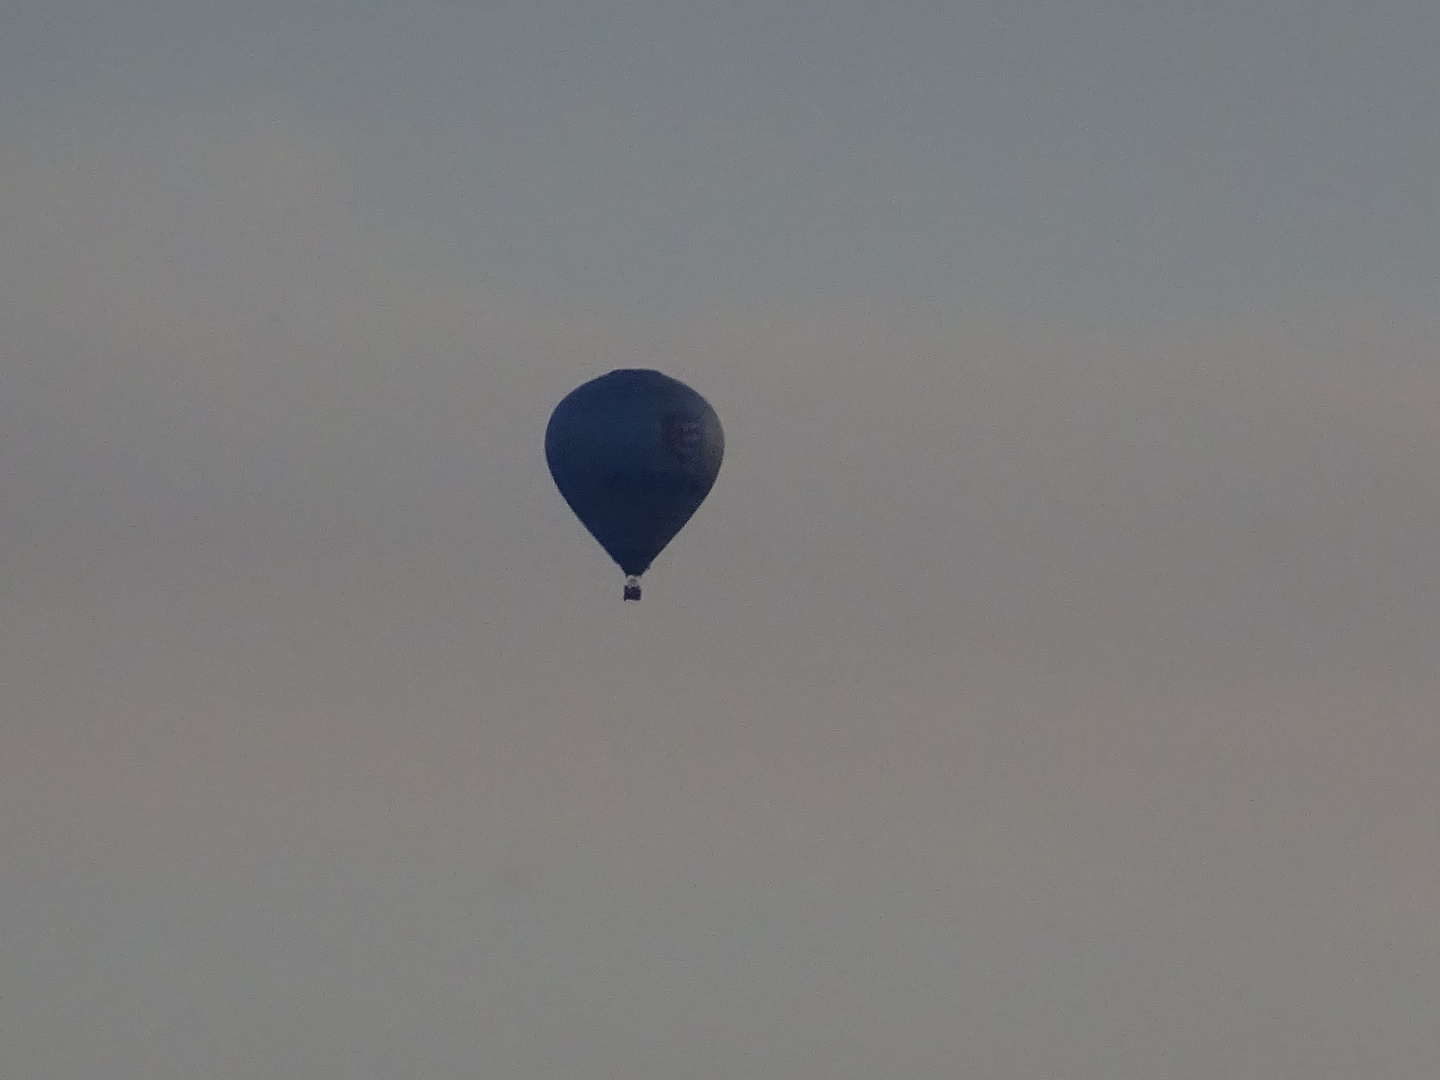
left=546, top=370, right=724, bottom=597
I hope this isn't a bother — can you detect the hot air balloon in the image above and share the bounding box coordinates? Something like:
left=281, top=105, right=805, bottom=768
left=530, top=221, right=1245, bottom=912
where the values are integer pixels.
left=545, top=370, right=724, bottom=601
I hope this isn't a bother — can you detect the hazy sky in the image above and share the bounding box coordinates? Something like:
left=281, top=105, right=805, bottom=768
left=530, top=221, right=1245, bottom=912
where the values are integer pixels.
left=3, top=3, right=1439, bottom=1077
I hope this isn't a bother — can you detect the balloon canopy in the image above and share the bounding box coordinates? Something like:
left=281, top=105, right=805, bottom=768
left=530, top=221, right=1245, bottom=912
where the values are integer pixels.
left=545, top=370, right=724, bottom=599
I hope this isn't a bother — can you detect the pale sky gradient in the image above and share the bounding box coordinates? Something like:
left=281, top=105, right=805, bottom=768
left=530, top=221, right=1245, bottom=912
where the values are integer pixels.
left=2, top=3, right=1439, bottom=1078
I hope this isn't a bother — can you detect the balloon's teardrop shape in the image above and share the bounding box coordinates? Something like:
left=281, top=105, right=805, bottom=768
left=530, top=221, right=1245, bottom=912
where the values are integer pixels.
left=546, top=370, right=724, bottom=588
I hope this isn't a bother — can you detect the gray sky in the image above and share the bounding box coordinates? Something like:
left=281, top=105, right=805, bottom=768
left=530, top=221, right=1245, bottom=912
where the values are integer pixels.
left=2, top=3, right=1438, bottom=1077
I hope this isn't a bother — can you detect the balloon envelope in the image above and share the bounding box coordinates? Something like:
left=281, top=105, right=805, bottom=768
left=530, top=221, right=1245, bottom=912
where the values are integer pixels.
left=545, top=370, right=724, bottom=580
